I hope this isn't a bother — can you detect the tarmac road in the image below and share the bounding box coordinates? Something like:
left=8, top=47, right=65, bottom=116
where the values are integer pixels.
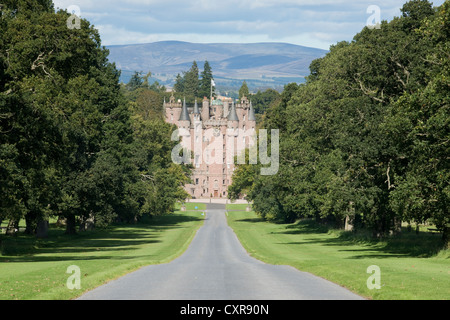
left=78, top=203, right=364, bottom=300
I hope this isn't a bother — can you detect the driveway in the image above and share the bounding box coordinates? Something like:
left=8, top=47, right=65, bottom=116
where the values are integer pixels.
left=78, top=203, right=364, bottom=300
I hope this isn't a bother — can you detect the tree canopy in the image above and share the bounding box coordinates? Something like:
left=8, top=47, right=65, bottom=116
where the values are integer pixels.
left=0, top=0, right=188, bottom=236
left=174, top=61, right=215, bottom=101
left=228, top=0, right=449, bottom=247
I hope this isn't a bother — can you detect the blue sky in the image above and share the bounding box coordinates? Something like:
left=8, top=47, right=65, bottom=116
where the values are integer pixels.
left=53, top=0, right=445, bottom=50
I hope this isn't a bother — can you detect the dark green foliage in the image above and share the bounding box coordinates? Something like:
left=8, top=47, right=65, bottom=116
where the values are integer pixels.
left=238, top=81, right=249, bottom=99
left=250, top=89, right=280, bottom=115
left=229, top=1, right=449, bottom=247
left=199, top=60, right=215, bottom=99
left=0, top=0, right=189, bottom=236
left=174, top=61, right=215, bottom=101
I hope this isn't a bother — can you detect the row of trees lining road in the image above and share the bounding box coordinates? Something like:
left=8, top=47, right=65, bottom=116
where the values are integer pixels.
left=228, top=0, right=449, bottom=248
left=0, top=0, right=189, bottom=237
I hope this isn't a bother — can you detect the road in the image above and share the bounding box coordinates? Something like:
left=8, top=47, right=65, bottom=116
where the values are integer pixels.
left=78, top=203, right=364, bottom=300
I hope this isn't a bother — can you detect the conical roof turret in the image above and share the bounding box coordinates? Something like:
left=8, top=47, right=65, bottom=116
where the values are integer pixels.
left=193, top=99, right=200, bottom=113
left=179, top=97, right=190, bottom=122
left=227, top=101, right=239, bottom=121
left=248, top=101, right=256, bottom=121
left=193, top=99, right=201, bottom=121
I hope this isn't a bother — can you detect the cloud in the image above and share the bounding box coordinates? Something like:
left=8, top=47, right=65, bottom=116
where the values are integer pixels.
left=52, top=0, right=446, bottom=50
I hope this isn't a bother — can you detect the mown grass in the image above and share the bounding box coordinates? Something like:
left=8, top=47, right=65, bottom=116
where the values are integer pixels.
left=0, top=206, right=205, bottom=300
left=226, top=205, right=449, bottom=300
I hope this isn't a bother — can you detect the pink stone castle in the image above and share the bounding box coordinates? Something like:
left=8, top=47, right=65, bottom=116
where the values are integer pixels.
left=164, top=94, right=256, bottom=199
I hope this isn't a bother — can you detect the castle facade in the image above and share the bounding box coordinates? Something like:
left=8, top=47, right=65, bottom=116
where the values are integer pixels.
left=164, top=94, right=256, bottom=199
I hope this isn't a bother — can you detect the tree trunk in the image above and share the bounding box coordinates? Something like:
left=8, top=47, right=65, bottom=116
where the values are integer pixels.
left=345, top=215, right=354, bottom=231
left=6, top=219, right=19, bottom=235
left=65, top=215, right=77, bottom=235
left=56, top=216, right=67, bottom=227
left=36, top=219, right=49, bottom=238
left=79, top=213, right=94, bottom=232
left=443, top=226, right=449, bottom=250
left=392, top=218, right=402, bottom=236
left=25, top=211, right=38, bottom=235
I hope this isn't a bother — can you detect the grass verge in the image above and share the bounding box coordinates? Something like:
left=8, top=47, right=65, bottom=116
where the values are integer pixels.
left=0, top=206, right=205, bottom=300
left=226, top=206, right=449, bottom=300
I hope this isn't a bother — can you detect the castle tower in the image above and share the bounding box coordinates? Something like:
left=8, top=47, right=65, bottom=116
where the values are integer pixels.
left=212, top=99, right=223, bottom=120
left=201, top=97, right=210, bottom=121
left=178, top=97, right=191, bottom=129
left=164, top=92, right=182, bottom=124
left=193, top=99, right=201, bottom=121
left=227, top=101, right=239, bottom=129
left=248, top=101, right=256, bottom=129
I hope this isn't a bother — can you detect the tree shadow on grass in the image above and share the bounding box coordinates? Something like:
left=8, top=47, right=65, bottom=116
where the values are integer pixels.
left=281, top=219, right=329, bottom=235
left=0, top=213, right=203, bottom=263
left=277, top=220, right=445, bottom=259
left=234, top=217, right=265, bottom=223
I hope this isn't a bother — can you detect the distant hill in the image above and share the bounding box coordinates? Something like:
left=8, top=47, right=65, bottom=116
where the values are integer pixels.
left=106, top=41, right=328, bottom=92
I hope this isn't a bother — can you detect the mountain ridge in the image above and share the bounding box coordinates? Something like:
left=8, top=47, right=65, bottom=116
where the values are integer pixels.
left=106, top=40, right=328, bottom=90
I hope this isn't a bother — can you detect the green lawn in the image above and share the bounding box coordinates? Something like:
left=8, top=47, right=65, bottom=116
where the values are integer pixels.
left=226, top=206, right=449, bottom=300
left=0, top=206, right=205, bottom=300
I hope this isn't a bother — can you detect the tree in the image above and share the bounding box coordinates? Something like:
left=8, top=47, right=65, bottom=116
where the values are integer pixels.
left=199, top=60, right=215, bottom=99
left=231, top=0, right=447, bottom=241
left=239, top=81, right=249, bottom=99
left=134, top=89, right=163, bottom=120
left=250, top=88, right=280, bottom=115
left=0, top=0, right=192, bottom=237
left=388, top=1, right=449, bottom=246
left=184, top=61, right=199, bottom=97
left=174, top=73, right=185, bottom=93
left=126, top=71, right=144, bottom=91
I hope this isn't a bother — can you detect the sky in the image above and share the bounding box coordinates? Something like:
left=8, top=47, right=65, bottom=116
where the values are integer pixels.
left=53, top=0, right=446, bottom=50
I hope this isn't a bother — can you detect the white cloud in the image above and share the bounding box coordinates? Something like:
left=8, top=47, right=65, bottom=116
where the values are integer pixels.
left=52, top=0, right=447, bottom=49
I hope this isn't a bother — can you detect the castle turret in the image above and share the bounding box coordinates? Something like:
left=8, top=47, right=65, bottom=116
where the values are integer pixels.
left=212, top=99, right=223, bottom=120
left=164, top=92, right=182, bottom=124
left=193, top=99, right=201, bottom=121
left=179, top=97, right=191, bottom=128
left=248, top=101, right=256, bottom=128
left=227, top=101, right=239, bottom=129
left=201, top=97, right=210, bottom=121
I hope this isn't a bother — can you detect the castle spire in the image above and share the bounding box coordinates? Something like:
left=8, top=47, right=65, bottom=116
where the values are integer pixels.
left=179, top=97, right=190, bottom=122
left=248, top=101, right=256, bottom=121
left=227, top=101, right=239, bottom=122
left=193, top=99, right=200, bottom=114
left=193, top=99, right=201, bottom=121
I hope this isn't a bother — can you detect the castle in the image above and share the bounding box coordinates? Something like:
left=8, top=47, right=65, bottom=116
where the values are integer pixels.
left=164, top=94, right=256, bottom=199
